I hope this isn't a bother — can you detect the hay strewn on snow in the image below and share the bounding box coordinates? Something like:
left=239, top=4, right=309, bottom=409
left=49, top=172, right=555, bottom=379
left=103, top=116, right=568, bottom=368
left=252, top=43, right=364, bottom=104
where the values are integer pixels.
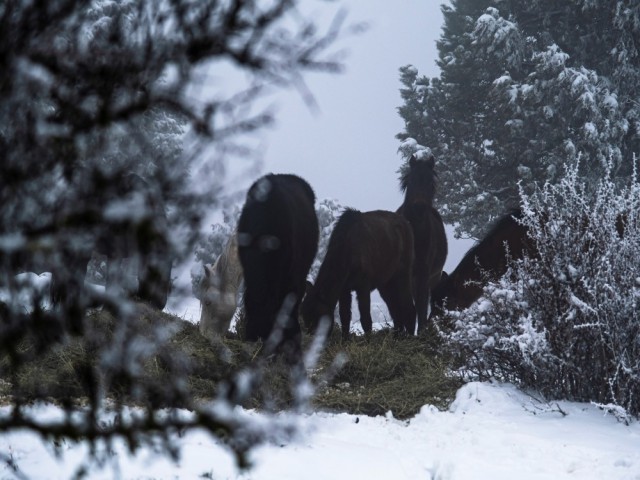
left=0, top=304, right=461, bottom=419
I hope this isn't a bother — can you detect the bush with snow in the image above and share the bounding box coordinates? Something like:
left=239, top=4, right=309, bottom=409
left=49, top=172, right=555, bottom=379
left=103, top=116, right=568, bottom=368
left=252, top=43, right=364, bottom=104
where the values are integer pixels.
left=440, top=161, right=640, bottom=417
left=0, top=0, right=346, bottom=475
left=310, top=198, right=345, bottom=282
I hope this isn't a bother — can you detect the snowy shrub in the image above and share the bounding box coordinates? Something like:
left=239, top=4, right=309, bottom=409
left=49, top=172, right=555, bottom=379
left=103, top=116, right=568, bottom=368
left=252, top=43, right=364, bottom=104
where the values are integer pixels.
left=310, top=198, right=345, bottom=282
left=441, top=161, right=640, bottom=416
left=0, top=0, right=346, bottom=475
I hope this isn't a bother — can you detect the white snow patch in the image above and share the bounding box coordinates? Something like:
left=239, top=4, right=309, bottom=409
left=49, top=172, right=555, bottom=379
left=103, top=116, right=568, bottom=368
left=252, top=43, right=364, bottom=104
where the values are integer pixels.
left=1, top=382, right=638, bottom=479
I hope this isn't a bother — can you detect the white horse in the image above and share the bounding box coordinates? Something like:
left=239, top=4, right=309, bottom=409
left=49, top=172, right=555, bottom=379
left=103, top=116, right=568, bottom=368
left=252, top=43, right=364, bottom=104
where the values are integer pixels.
left=198, top=233, right=244, bottom=341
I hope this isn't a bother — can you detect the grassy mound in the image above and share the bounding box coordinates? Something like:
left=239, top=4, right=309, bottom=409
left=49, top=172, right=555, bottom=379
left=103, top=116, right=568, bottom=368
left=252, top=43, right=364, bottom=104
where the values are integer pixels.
left=0, top=305, right=462, bottom=419
left=312, top=330, right=461, bottom=418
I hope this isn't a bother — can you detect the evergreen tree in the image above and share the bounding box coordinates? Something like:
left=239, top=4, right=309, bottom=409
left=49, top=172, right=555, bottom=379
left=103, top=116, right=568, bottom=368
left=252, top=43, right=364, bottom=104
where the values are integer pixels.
left=398, top=0, right=640, bottom=238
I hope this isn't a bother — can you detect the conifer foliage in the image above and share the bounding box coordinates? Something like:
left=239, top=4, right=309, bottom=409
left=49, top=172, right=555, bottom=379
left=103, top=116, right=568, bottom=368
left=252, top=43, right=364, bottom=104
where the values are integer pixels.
left=398, top=0, right=640, bottom=238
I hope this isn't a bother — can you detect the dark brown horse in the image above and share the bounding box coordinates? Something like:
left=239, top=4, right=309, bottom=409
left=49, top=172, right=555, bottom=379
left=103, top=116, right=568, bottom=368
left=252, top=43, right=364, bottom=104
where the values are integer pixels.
left=430, top=209, right=534, bottom=316
left=301, top=209, right=416, bottom=338
left=237, top=174, right=319, bottom=361
left=397, top=154, right=447, bottom=332
left=430, top=208, right=632, bottom=317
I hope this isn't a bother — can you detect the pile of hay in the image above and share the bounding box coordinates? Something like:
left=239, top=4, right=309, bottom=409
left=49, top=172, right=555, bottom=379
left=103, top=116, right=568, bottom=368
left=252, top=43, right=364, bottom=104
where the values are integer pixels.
left=0, top=305, right=462, bottom=418
left=311, top=330, right=461, bottom=419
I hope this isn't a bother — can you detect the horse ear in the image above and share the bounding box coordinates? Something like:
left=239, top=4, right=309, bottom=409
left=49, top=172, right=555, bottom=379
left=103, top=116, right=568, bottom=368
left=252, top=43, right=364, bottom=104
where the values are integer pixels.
left=427, top=154, right=435, bottom=168
left=203, top=264, right=213, bottom=278
left=409, top=155, right=417, bottom=168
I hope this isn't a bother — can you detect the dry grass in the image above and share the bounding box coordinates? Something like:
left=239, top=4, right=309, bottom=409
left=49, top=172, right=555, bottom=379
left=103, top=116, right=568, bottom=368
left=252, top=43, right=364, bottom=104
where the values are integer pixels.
left=0, top=306, right=462, bottom=419
left=311, top=330, right=461, bottom=418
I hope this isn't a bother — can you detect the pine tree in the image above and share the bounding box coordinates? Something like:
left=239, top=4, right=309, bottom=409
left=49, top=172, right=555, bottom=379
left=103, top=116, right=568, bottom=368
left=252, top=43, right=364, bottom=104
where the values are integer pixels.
left=398, top=0, right=640, bottom=238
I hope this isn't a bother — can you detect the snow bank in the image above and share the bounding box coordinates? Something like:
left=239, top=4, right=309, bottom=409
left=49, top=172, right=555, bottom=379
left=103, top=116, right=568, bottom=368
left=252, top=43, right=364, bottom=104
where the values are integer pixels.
left=1, top=382, right=638, bottom=479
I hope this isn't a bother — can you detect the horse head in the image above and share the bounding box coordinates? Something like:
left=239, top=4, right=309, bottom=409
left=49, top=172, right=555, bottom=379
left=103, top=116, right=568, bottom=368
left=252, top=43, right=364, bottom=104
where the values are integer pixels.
left=300, top=283, right=335, bottom=335
left=400, top=153, right=437, bottom=208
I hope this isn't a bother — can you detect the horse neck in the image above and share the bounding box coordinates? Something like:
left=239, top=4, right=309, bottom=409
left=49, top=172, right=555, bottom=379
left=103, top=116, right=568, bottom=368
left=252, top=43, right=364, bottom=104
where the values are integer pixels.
left=398, top=202, right=433, bottom=242
left=403, top=173, right=435, bottom=206
left=400, top=178, right=435, bottom=228
left=444, top=239, right=500, bottom=310
left=213, top=234, right=243, bottom=293
left=310, top=256, right=348, bottom=311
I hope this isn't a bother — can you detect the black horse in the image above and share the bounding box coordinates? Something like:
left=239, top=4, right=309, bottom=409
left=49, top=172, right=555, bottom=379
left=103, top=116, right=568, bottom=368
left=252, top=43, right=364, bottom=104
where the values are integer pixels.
left=430, top=209, right=533, bottom=317
left=397, top=154, right=447, bottom=332
left=237, top=174, right=319, bottom=361
left=301, top=209, right=416, bottom=338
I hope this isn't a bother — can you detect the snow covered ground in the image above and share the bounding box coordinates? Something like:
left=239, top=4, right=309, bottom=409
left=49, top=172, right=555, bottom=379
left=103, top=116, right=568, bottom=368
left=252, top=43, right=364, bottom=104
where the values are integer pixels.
left=1, top=381, right=639, bottom=479
left=2, top=288, right=639, bottom=479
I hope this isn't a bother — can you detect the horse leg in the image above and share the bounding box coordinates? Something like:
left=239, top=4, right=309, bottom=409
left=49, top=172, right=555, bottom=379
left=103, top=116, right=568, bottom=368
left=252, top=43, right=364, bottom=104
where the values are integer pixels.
left=355, top=288, right=372, bottom=335
left=379, top=278, right=416, bottom=335
left=414, top=272, right=429, bottom=333
left=377, top=284, right=403, bottom=333
left=277, top=290, right=304, bottom=366
left=338, top=289, right=352, bottom=339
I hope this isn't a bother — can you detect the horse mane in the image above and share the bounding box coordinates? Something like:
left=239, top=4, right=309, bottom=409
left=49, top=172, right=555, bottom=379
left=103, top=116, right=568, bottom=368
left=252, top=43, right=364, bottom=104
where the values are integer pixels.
left=455, top=208, right=523, bottom=271
left=398, top=155, right=437, bottom=203
left=326, top=208, right=361, bottom=253
left=212, top=233, right=242, bottom=286
left=308, top=208, right=361, bottom=297
left=258, top=173, right=316, bottom=205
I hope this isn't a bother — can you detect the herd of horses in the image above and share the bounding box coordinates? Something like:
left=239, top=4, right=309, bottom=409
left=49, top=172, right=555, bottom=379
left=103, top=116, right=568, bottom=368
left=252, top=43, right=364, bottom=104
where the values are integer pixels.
left=198, top=153, right=535, bottom=361
left=3, top=155, right=533, bottom=363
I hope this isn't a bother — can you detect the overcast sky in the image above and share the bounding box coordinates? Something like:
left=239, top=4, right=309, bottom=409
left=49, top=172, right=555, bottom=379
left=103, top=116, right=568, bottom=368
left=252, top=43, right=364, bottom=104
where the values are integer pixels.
left=261, top=1, right=443, bottom=212
left=252, top=1, right=473, bottom=269
left=209, top=1, right=473, bottom=272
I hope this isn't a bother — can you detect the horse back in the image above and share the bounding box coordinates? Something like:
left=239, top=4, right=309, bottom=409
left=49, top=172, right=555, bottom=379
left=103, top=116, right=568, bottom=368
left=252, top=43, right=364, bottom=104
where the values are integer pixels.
left=346, top=210, right=414, bottom=286
left=436, top=209, right=530, bottom=311
left=237, top=174, right=319, bottom=340
left=262, top=174, right=318, bottom=286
